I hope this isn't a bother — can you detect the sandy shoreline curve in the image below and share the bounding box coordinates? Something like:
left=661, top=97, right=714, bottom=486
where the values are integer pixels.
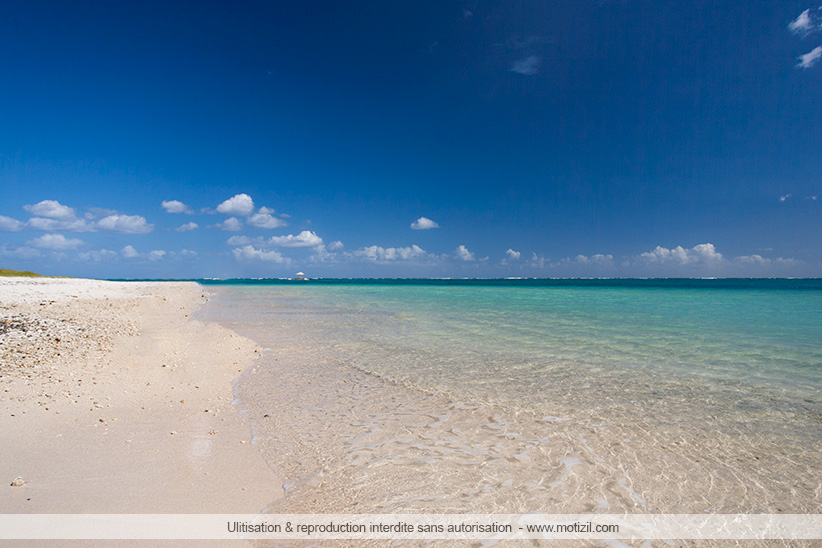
left=1, top=277, right=282, bottom=541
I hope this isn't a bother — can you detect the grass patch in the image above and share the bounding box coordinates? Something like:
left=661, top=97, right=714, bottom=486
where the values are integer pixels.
left=0, top=268, right=48, bottom=277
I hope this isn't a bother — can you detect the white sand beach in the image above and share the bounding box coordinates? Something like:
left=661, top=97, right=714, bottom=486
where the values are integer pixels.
left=0, top=277, right=282, bottom=545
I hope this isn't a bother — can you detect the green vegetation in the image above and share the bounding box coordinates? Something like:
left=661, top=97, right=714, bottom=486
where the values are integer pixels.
left=0, top=268, right=47, bottom=277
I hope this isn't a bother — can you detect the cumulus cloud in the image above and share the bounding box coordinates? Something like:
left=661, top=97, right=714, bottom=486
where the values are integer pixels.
left=630, top=244, right=801, bottom=274
left=352, top=244, right=428, bottom=262
left=455, top=244, right=475, bottom=261
left=731, top=255, right=802, bottom=273
left=23, top=200, right=76, bottom=220
left=528, top=252, right=549, bottom=269
left=84, top=207, right=118, bottom=220
left=28, top=233, right=83, bottom=250
left=735, top=254, right=770, bottom=265
left=797, top=45, right=822, bottom=68
left=505, top=249, right=521, bottom=261
left=569, top=253, right=614, bottom=266
left=217, top=193, right=255, bottom=216
left=162, top=200, right=191, bottom=214
left=78, top=249, right=117, bottom=262
left=118, top=245, right=168, bottom=261
left=0, top=215, right=24, bottom=232
left=410, top=216, right=439, bottom=230
left=232, top=245, right=288, bottom=263
left=175, top=222, right=199, bottom=232
left=247, top=211, right=288, bottom=229
left=227, top=235, right=252, bottom=246
left=121, top=245, right=139, bottom=259
left=27, top=216, right=93, bottom=232
left=220, top=217, right=243, bottom=231
left=96, top=214, right=153, bottom=234
left=328, top=240, right=344, bottom=251
left=511, top=55, right=540, bottom=75
left=639, top=243, right=723, bottom=265
left=309, top=244, right=337, bottom=263
left=19, top=200, right=151, bottom=234
left=0, top=244, right=42, bottom=260
left=267, top=231, right=323, bottom=247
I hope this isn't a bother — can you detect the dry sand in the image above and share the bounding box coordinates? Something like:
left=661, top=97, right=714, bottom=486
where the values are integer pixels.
left=0, top=277, right=282, bottom=545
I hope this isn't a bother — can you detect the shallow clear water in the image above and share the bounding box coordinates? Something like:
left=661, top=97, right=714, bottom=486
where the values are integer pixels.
left=199, top=280, right=822, bottom=520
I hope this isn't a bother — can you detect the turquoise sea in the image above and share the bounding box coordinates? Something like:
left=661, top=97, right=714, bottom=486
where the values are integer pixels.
left=198, top=279, right=822, bottom=517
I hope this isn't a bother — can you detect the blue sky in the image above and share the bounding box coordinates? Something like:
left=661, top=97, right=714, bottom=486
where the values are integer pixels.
left=1, top=1, right=820, bottom=278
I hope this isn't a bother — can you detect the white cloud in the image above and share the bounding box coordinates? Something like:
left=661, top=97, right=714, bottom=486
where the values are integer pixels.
left=455, top=244, right=475, bottom=261
left=352, top=244, right=428, bottom=262
left=639, top=243, right=723, bottom=265
left=410, top=216, right=439, bottom=230
left=529, top=252, right=549, bottom=269
left=121, top=245, right=139, bottom=259
left=84, top=207, right=118, bottom=220
left=28, top=233, right=83, bottom=250
left=118, top=245, right=168, bottom=261
left=309, top=244, right=336, bottom=263
left=511, top=55, right=540, bottom=75
left=247, top=211, right=287, bottom=229
left=232, top=245, right=288, bottom=263
left=179, top=249, right=198, bottom=258
left=797, top=45, right=822, bottom=68
left=806, top=195, right=818, bottom=201
left=735, top=254, right=770, bottom=265
left=267, top=230, right=323, bottom=247
left=175, top=222, right=199, bottom=232
left=258, top=206, right=275, bottom=214
left=220, top=217, right=243, bottom=231
left=0, top=215, right=24, bottom=232
left=788, top=6, right=822, bottom=37
left=690, top=243, right=724, bottom=263
left=0, top=244, right=42, bottom=259
left=505, top=249, right=521, bottom=261
left=27, top=217, right=93, bottom=232
left=779, top=193, right=792, bottom=202
left=774, top=257, right=800, bottom=266
left=23, top=199, right=76, bottom=220
left=328, top=240, right=344, bottom=251
left=21, top=200, right=151, bottom=233
left=569, top=253, right=614, bottom=266
left=789, top=8, right=818, bottom=35
left=734, top=255, right=803, bottom=270
left=78, top=249, right=117, bottom=262
left=217, top=193, right=255, bottom=216
left=162, top=200, right=191, bottom=214
left=227, top=235, right=252, bottom=245
left=97, top=214, right=153, bottom=234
